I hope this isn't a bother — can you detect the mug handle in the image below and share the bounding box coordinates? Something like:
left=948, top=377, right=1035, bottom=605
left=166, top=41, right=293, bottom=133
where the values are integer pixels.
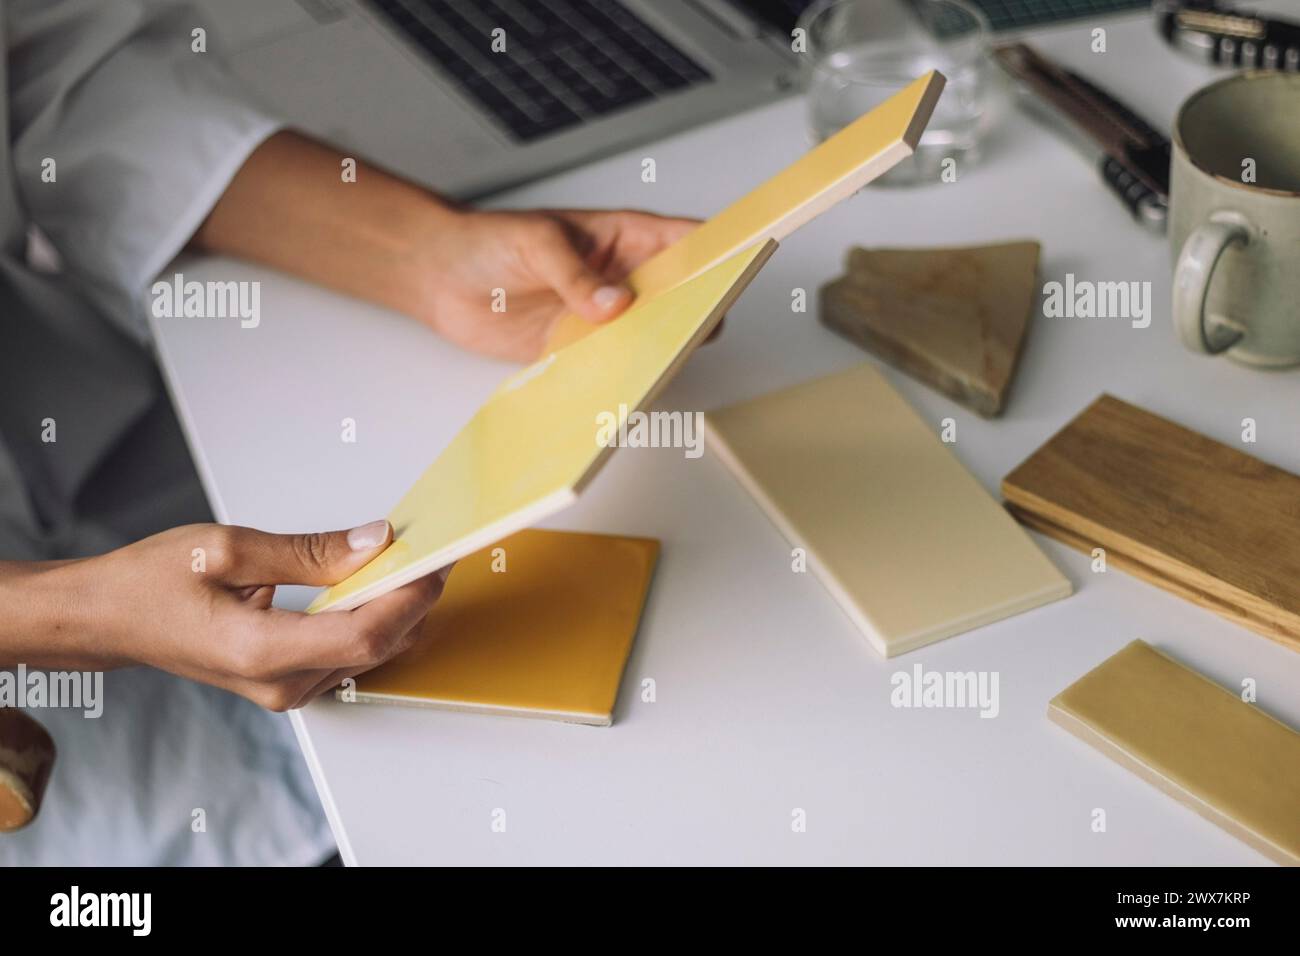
left=1172, top=217, right=1251, bottom=354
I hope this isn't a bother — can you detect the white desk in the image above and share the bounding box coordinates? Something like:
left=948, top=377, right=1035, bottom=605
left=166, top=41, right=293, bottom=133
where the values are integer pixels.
left=151, top=11, right=1300, bottom=865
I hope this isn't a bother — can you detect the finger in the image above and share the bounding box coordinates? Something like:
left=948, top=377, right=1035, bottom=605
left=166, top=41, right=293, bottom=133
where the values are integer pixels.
left=226, top=673, right=322, bottom=713
left=259, top=568, right=447, bottom=675
left=608, top=210, right=699, bottom=256
left=520, top=219, right=632, bottom=324
left=290, top=611, right=431, bottom=709
left=548, top=209, right=699, bottom=275
left=292, top=669, right=352, bottom=710
left=216, top=520, right=392, bottom=588
left=549, top=208, right=699, bottom=250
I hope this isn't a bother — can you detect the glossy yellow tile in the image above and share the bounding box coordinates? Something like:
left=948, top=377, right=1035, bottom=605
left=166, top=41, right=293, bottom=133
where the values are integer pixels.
left=309, top=240, right=773, bottom=613
left=1051, top=640, right=1300, bottom=866
left=341, top=529, right=659, bottom=726
left=542, top=70, right=945, bottom=354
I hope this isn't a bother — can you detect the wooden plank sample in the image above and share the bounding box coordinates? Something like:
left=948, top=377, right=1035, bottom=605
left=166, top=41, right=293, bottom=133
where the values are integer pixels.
left=704, top=362, right=1071, bottom=657
left=342, top=529, right=659, bottom=726
left=820, top=241, right=1041, bottom=417
left=1050, top=640, right=1300, bottom=866
left=542, top=71, right=946, bottom=354
left=1003, top=395, right=1300, bottom=653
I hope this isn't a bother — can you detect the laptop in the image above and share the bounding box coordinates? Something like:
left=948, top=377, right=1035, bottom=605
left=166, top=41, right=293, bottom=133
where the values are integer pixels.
left=196, top=0, right=1150, bottom=198
left=198, top=0, right=813, bottom=197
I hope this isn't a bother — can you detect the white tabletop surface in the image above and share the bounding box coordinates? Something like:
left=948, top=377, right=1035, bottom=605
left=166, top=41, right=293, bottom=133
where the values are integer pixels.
left=150, top=10, right=1300, bottom=865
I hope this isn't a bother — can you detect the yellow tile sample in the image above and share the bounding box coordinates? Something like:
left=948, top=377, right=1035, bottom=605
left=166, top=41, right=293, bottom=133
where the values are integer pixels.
left=309, top=240, right=773, bottom=613
left=703, top=363, right=1070, bottom=656
left=343, top=529, right=658, bottom=726
left=1050, top=640, right=1300, bottom=866
left=542, top=71, right=946, bottom=354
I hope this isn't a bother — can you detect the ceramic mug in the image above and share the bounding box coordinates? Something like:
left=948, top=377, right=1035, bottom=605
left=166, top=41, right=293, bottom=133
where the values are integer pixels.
left=1170, top=71, right=1300, bottom=367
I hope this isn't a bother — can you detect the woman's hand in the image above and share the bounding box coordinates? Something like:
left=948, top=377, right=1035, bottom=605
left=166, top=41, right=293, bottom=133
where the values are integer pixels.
left=404, top=207, right=698, bottom=361
left=2, top=521, right=445, bottom=711
left=194, top=132, right=699, bottom=362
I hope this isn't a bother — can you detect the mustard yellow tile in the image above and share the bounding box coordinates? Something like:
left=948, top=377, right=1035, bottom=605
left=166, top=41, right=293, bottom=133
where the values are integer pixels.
left=344, top=529, right=658, bottom=725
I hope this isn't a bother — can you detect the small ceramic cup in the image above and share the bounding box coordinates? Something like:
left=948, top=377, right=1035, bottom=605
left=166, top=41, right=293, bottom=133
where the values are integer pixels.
left=1169, top=71, right=1300, bottom=367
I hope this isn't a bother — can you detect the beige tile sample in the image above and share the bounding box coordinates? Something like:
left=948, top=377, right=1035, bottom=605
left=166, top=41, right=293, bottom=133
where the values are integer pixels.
left=1050, top=640, right=1300, bottom=866
left=704, top=363, right=1071, bottom=656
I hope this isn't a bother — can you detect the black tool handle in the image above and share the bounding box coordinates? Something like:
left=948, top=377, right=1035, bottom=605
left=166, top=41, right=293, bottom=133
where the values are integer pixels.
left=1100, top=155, right=1168, bottom=234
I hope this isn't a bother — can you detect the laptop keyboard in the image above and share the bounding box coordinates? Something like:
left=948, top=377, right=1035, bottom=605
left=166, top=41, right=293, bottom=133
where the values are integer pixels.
left=967, top=0, right=1151, bottom=32
left=368, top=0, right=714, bottom=142
left=728, top=0, right=1153, bottom=34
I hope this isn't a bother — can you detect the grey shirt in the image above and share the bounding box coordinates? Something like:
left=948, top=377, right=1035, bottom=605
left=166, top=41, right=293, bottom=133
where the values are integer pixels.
left=0, top=0, right=335, bottom=866
left=0, top=0, right=280, bottom=558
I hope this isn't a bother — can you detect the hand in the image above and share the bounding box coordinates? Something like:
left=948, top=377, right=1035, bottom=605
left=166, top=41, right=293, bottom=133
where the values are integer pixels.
left=407, top=207, right=698, bottom=361
left=6, top=521, right=446, bottom=711
left=193, top=133, right=700, bottom=362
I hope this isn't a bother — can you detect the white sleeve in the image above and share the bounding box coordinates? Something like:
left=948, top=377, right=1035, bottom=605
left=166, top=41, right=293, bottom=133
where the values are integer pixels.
left=6, top=0, right=284, bottom=341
